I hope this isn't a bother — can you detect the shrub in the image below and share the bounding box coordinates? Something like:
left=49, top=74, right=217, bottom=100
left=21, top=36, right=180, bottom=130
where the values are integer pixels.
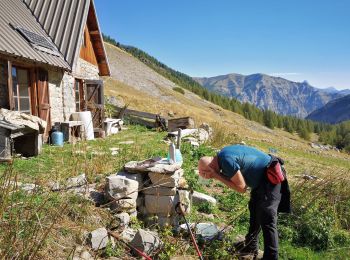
left=173, top=87, right=185, bottom=94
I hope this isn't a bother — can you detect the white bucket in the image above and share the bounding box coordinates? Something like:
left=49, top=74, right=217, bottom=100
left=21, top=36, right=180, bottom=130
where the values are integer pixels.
left=70, top=111, right=94, bottom=140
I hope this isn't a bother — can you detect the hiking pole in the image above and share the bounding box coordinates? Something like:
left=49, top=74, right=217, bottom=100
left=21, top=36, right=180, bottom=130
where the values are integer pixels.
left=175, top=202, right=204, bottom=260
left=108, top=231, right=153, bottom=260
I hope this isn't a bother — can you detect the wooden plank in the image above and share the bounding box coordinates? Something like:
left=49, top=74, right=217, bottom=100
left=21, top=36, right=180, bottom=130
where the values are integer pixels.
left=7, top=60, right=13, bottom=110
left=168, top=117, right=194, bottom=132
left=127, top=116, right=156, bottom=129
left=115, top=107, right=157, bottom=120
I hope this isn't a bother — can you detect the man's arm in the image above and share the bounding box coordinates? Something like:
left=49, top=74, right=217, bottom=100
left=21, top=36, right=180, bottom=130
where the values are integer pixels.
left=211, top=170, right=247, bottom=193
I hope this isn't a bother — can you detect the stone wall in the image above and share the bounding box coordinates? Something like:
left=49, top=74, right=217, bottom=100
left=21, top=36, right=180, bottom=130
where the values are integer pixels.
left=48, top=59, right=100, bottom=124
left=74, top=58, right=99, bottom=80
left=48, top=70, right=75, bottom=123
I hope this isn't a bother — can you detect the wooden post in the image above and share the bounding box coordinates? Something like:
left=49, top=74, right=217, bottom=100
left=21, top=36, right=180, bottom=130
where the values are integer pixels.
left=177, top=128, right=182, bottom=149
left=7, top=60, right=13, bottom=110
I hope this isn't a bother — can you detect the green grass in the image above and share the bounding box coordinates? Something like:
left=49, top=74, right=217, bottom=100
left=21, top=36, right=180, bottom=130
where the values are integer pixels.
left=1, top=125, right=349, bottom=259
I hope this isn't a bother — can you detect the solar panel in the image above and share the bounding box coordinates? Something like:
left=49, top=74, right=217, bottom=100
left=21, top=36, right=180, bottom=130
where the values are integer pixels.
left=16, top=26, right=56, bottom=51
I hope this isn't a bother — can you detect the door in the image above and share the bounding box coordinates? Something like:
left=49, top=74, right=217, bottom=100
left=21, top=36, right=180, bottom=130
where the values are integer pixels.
left=37, top=69, right=51, bottom=138
left=84, top=80, right=104, bottom=129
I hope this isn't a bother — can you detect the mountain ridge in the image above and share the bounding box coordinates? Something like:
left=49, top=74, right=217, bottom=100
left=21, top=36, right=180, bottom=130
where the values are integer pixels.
left=194, top=73, right=345, bottom=118
left=306, top=94, right=350, bottom=124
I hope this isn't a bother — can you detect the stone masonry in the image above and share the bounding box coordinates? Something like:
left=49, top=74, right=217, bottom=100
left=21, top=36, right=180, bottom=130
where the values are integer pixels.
left=48, top=58, right=99, bottom=124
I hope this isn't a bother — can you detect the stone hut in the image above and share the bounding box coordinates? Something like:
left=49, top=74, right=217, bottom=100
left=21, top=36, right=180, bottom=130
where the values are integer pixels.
left=0, top=0, right=110, bottom=139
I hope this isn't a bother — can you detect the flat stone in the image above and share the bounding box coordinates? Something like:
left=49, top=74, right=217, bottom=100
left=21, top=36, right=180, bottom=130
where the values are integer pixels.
left=118, top=141, right=134, bottom=145
left=144, top=190, right=190, bottom=215
left=124, top=159, right=182, bottom=174
left=144, top=195, right=176, bottom=215
left=88, top=228, right=109, bottom=251
left=130, top=229, right=162, bottom=255
left=20, top=183, right=39, bottom=193
left=142, top=186, right=177, bottom=196
left=147, top=162, right=183, bottom=174
left=120, top=227, right=137, bottom=243
left=148, top=169, right=184, bottom=188
left=117, top=171, right=145, bottom=188
left=105, top=175, right=139, bottom=201
left=66, top=174, right=87, bottom=189
left=110, top=198, right=137, bottom=212
left=192, top=191, right=217, bottom=206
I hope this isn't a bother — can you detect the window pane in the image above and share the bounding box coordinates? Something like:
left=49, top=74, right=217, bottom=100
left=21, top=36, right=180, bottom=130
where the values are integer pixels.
left=19, top=84, right=29, bottom=96
left=19, top=97, right=30, bottom=111
left=17, top=69, right=28, bottom=84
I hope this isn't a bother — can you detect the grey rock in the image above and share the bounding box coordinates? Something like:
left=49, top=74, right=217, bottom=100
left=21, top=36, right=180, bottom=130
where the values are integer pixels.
left=192, top=191, right=217, bottom=206
left=88, top=228, right=109, bottom=251
left=130, top=229, right=162, bottom=255
left=118, top=140, right=134, bottom=145
left=20, top=183, right=39, bottom=193
left=114, top=212, right=130, bottom=227
left=66, top=174, right=87, bottom=189
left=142, top=186, right=177, bottom=196
left=148, top=169, right=184, bottom=188
left=110, top=198, right=137, bottom=212
left=117, top=171, right=145, bottom=188
left=80, top=250, right=93, bottom=260
left=105, top=175, right=139, bottom=201
left=199, top=123, right=213, bottom=137
left=120, top=227, right=137, bottom=243
left=144, top=195, right=176, bottom=215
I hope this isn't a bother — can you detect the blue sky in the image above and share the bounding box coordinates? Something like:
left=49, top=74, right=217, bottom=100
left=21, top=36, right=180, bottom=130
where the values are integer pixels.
left=95, top=0, right=350, bottom=90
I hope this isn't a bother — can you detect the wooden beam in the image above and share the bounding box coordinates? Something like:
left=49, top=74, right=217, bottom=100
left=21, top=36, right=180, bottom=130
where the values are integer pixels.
left=89, top=30, right=100, bottom=35
left=7, top=60, right=13, bottom=110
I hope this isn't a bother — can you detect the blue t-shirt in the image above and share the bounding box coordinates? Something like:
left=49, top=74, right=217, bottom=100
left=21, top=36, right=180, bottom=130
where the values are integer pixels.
left=217, top=145, right=271, bottom=189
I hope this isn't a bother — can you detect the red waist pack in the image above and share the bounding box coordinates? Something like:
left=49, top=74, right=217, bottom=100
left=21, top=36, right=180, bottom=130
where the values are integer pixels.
left=267, top=161, right=285, bottom=185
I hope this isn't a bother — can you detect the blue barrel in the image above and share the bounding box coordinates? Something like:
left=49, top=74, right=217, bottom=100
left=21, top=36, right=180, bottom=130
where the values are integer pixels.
left=51, top=130, right=64, bottom=146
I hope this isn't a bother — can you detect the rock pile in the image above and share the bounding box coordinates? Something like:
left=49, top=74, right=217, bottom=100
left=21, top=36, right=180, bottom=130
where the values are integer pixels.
left=167, top=123, right=213, bottom=148
left=108, top=158, right=192, bottom=227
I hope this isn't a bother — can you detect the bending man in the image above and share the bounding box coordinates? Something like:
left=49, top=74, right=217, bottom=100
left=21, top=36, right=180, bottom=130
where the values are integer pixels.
left=198, top=144, right=290, bottom=260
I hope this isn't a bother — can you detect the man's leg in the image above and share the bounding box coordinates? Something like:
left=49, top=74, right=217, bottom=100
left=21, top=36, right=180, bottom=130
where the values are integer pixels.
left=243, top=190, right=261, bottom=253
left=260, top=182, right=281, bottom=260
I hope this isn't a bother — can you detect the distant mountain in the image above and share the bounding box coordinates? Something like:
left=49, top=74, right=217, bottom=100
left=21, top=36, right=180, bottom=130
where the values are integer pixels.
left=318, top=87, right=350, bottom=95
left=306, top=94, right=350, bottom=124
left=194, top=73, right=344, bottom=118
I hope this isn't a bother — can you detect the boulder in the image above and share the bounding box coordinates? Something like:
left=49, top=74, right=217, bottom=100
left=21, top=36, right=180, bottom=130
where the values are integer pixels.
left=148, top=169, right=184, bottom=188
left=147, top=162, right=183, bottom=174
left=130, top=229, right=162, bottom=255
left=199, top=123, right=213, bottom=137
left=105, top=175, right=139, bottom=201
left=88, top=228, right=109, bottom=251
left=66, top=174, right=87, bottom=189
left=20, top=183, right=39, bottom=193
left=192, top=191, right=217, bottom=206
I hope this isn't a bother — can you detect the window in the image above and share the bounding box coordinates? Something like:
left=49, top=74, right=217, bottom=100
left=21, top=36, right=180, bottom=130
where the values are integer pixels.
left=12, top=67, right=31, bottom=113
left=75, top=79, right=83, bottom=111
